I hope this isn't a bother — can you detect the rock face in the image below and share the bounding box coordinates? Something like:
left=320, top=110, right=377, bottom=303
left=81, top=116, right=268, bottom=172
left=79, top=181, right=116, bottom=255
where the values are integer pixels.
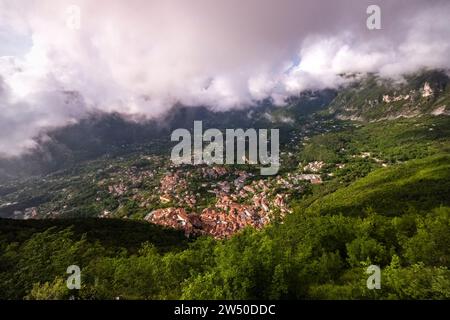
left=328, top=70, right=450, bottom=121
left=431, top=105, right=450, bottom=116
left=422, top=82, right=433, bottom=97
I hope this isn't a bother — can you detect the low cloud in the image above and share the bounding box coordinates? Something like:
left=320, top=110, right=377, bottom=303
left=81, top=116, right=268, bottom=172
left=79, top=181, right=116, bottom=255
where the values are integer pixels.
left=0, top=0, right=449, bottom=156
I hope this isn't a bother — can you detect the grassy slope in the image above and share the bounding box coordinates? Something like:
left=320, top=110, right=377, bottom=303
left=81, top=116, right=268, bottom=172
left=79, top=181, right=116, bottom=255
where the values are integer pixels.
left=305, top=154, right=450, bottom=216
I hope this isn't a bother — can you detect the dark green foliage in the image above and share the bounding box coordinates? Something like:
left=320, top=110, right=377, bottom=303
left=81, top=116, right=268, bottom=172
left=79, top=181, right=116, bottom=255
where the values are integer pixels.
left=1, top=205, right=448, bottom=300
left=0, top=218, right=188, bottom=253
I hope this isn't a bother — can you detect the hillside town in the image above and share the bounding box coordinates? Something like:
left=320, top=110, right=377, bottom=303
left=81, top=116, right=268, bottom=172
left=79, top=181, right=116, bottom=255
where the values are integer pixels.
left=143, top=165, right=318, bottom=238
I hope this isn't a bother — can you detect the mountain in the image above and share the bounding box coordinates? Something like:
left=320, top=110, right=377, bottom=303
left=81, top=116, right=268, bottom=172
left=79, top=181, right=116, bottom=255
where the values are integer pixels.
left=0, top=69, right=449, bottom=299
left=325, top=69, right=450, bottom=121
left=1, top=70, right=449, bottom=183
left=0, top=91, right=335, bottom=181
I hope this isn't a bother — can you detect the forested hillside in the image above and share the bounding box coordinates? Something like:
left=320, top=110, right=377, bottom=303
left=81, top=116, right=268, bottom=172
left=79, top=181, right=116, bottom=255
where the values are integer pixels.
left=1, top=113, right=448, bottom=300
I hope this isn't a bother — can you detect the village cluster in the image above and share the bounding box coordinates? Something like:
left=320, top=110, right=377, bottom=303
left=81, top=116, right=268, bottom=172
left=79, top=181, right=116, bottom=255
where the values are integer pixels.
left=143, top=164, right=325, bottom=238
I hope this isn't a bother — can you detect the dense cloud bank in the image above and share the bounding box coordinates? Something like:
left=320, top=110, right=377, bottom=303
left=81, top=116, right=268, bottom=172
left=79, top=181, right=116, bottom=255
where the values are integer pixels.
left=0, top=0, right=449, bottom=156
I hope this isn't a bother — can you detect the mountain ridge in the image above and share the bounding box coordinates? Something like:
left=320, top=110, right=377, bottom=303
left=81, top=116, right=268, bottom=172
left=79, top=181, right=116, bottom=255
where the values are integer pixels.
left=0, top=70, right=449, bottom=181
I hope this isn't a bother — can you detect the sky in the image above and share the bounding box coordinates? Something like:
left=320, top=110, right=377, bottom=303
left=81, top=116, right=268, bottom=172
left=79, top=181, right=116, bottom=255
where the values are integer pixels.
left=0, top=0, right=450, bottom=156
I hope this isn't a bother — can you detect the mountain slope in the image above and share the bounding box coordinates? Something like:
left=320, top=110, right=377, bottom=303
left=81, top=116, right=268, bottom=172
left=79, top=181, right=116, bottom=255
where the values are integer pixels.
left=304, top=154, right=450, bottom=216
left=325, top=70, right=450, bottom=121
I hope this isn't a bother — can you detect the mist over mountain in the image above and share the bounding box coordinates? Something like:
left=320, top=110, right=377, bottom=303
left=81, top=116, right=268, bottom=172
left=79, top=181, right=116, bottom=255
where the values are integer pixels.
left=0, top=69, right=448, bottom=182
left=0, top=90, right=334, bottom=180
left=1, top=0, right=450, bottom=157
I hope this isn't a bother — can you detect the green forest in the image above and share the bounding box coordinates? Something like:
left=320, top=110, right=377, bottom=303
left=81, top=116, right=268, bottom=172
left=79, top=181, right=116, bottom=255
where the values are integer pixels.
left=1, top=153, right=449, bottom=299
left=1, top=111, right=449, bottom=300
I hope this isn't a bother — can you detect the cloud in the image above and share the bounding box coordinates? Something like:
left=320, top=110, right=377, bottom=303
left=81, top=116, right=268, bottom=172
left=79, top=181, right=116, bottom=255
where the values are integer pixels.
left=0, top=0, right=449, bottom=156
left=282, top=3, right=450, bottom=93
left=0, top=73, right=87, bottom=157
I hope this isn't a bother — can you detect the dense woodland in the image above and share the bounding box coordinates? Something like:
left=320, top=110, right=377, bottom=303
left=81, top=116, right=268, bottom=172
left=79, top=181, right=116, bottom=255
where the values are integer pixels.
left=1, top=114, right=449, bottom=300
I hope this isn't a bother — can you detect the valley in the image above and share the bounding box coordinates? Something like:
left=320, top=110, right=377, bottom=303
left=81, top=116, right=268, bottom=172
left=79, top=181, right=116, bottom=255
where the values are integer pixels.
left=0, top=70, right=449, bottom=300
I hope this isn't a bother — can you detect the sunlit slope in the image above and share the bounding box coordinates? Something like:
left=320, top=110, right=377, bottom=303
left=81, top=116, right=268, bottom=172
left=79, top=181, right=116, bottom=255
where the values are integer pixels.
left=305, top=154, right=450, bottom=216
